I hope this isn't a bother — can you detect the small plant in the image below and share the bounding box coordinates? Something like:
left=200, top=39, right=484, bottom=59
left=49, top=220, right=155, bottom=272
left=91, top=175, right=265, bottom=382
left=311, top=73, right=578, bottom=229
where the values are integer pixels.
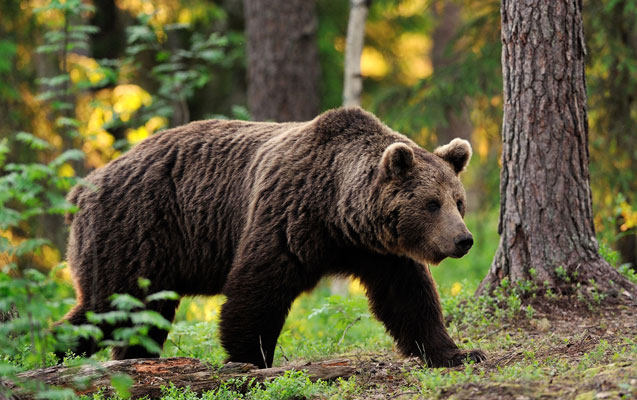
left=308, top=295, right=370, bottom=349
left=525, top=304, right=536, bottom=319
left=555, top=265, right=570, bottom=282
left=412, top=362, right=483, bottom=397
left=87, top=279, right=179, bottom=357
left=248, top=370, right=328, bottom=400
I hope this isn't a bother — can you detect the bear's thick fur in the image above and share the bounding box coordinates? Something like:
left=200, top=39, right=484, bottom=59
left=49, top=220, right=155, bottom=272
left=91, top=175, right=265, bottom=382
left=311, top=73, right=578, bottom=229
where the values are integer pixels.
left=61, top=107, right=485, bottom=367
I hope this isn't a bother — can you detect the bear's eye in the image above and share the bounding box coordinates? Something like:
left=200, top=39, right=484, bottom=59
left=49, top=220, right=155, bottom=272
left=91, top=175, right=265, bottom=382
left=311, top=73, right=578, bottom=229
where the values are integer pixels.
left=426, top=200, right=441, bottom=212
left=457, top=199, right=464, bottom=212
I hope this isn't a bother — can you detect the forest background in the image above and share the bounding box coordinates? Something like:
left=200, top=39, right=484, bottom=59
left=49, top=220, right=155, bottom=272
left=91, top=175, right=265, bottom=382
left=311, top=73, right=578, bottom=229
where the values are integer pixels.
left=0, top=0, right=636, bottom=398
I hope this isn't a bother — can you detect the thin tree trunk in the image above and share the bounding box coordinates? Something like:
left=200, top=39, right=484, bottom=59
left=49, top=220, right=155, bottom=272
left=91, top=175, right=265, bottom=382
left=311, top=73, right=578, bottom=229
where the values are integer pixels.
left=342, top=0, right=370, bottom=108
left=244, top=0, right=320, bottom=122
left=431, top=0, right=472, bottom=146
left=331, top=0, right=371, bottom=296
left=477, top=0, right=636, bottom=298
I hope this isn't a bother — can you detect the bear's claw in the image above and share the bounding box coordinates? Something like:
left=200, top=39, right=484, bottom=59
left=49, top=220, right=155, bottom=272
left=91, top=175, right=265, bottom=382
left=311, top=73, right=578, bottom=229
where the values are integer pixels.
left=429, top=349, right=486, bottom=367
left=446, top=349, right=486, bottom=367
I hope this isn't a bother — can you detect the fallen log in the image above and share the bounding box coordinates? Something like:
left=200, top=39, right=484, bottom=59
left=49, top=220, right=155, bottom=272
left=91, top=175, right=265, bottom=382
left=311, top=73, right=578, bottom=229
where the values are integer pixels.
left=4, top=357, right=355, bottom=399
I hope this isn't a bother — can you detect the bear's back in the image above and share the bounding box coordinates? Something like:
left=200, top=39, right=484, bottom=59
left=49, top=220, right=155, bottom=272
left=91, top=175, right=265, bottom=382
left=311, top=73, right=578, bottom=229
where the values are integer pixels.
left=66, top=118, right=311, bottom=294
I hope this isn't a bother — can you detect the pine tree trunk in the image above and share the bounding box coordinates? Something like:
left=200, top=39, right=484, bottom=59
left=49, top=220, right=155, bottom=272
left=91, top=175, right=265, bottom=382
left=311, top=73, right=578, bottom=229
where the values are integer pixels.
left=244, top=0, right=320, bottom=122
left=477, top=0, right=636, bottom=298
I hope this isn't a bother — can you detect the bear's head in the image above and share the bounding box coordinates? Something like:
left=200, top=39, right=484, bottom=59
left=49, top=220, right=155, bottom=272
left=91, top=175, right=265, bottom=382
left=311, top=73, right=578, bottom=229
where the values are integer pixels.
left=377, top=138, right=473, bottom=265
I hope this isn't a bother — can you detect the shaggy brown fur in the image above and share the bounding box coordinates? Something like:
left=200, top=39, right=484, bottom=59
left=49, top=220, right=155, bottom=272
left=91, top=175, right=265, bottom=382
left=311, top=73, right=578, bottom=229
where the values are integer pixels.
left=60, top=107, right=484, bottom=368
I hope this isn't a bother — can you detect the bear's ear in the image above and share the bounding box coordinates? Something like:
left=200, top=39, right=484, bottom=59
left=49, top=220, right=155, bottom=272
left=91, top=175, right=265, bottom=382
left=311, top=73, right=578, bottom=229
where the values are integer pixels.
left=433, top=138, right=472, bottom=175
left=381, top=143, right=414, bottom=177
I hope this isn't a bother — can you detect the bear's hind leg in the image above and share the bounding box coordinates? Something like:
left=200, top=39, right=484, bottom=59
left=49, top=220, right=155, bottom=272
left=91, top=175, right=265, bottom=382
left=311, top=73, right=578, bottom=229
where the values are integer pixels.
left=111, top=299, right=179, bottom=360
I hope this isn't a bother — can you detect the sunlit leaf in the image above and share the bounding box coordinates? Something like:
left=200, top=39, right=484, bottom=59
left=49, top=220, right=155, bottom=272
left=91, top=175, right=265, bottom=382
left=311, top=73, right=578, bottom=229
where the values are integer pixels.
left=130, top=310, right=172, bottom=330
left=110, top=373, right=134, bottom=399
left=145, top=290, right=180, bottom=303
left=110, top=293, right=144, bottom=311
left=14, top=132, right=51, bottom=150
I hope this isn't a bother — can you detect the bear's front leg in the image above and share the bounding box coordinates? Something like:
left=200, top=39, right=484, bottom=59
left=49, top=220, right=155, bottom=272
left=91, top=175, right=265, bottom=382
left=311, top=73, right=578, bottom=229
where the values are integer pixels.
left=355, top=255, right=485, bottom=367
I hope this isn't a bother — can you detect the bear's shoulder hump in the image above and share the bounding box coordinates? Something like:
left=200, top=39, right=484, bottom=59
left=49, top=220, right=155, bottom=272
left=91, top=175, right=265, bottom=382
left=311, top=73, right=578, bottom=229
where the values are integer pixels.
left=312, top=107, right=386, bottom=139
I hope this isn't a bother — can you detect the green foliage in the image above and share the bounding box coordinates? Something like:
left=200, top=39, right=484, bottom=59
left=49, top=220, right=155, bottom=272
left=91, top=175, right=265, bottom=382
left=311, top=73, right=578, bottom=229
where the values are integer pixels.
left=87, top=287, right=178, bottom=357
left=412, top=363, right=484, bottom=398
left=124, top=15, right=243, bottom=128
left=110, top=373, right=134, bottom=399
left=248, top=370, right=327, bottom=400
left=585, top=0, right=637, bottom=224
left=308, top=294, right=370, bottom=344
left=276, top=286, right=392, bottom=362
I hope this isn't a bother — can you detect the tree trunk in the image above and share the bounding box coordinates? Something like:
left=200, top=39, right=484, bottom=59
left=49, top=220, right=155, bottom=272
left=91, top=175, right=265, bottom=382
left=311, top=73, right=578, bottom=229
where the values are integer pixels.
left=5, top=358, right=355, bottom=399
left=477, top=0, right=636, bottom=298
left=431, top=0, right=472, bottom=146
left=244, top=0, right=320, bottom=122
left=342, top=0, right=370, bottom=108
left=330, top=0, right=371, bottom=296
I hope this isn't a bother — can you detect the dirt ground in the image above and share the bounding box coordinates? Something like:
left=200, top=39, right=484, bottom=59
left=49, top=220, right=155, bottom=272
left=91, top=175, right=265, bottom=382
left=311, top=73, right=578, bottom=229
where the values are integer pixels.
left=322, top=301, right=637, bottom=399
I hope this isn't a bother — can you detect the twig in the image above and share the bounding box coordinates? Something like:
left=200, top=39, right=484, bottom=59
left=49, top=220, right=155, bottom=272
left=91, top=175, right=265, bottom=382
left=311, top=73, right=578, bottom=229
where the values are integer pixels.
left=338, top=316, right=362, bottom=346
left=389, top=390, right=420, bottom=399
left=259, top=335, right=268, bottom=368
left=277, top=344, right=289, bottom=362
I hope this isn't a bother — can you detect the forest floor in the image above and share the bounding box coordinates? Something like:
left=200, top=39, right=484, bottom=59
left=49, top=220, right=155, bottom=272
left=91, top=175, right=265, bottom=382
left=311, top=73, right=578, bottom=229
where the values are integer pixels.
left=6, top=291, right=637, bottom=399
left=296, top=301, right=637, bottom=399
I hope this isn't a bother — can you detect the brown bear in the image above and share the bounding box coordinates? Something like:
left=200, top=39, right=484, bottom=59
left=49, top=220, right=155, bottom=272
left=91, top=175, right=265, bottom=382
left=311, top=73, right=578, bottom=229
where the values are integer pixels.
left=60, top=107, right=485, bottom=368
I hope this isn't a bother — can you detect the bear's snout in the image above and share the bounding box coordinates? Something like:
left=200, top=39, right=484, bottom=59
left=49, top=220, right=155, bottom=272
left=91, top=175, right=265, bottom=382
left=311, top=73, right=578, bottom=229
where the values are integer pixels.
left=453, top=233, right=473, bottom=256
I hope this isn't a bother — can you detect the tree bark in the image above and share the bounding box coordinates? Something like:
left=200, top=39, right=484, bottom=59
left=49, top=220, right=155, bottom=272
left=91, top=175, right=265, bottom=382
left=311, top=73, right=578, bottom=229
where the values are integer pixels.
left=5, top=358, right=355, bottom=399
left=477, top=1, right=636, bottom=298
left=244, top=0, right=320, bottom=122
left=431, top=0, right=472, bottom=146
left=342, top=0, right=370, bottom=108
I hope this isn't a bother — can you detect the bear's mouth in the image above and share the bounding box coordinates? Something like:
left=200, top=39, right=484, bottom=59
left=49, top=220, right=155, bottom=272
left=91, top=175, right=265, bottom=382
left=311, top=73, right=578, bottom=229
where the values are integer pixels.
left=449, top=246, right=471, bottom=259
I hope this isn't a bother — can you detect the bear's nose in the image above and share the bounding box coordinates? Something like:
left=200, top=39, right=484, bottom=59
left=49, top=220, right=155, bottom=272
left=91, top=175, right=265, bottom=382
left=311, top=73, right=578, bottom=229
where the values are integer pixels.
left=454, top=234, right=473, bottom=253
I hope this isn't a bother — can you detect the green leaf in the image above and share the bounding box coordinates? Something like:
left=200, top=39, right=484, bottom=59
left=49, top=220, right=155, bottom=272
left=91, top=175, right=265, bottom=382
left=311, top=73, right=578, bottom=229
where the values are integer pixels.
left=0, top=362, right=19, bottom=378
left=45, top=193, right=76, bottom=215
left=110, top=293, right=144, bottom=311
left=14, top=238, right=51, bottom=257
left=34, top=388, right=77, bottom=399
left=86, top=310, right=128, bottom=325
left=137, top=277, right=151, bottom=290
left=49, top=101, right=74, bottom=112
left=110, top=373, right=134, bottom=399
left=0, top=40, right=17, bottom=74
left=145, top=290, right=179, bottom=303
left=14, top=132, right=51, bottom=150
left=130, top=310, right=171, bottom=330
left=136, top=335, right=163, bottom=355
left=37, top=75, right=70, bottom=88
left=199, top=49, right=224, bottom=62
left=36, top=43, right=62, bottom=54
left=0, top=208, right=21, bottom=230
left=48, top=149, right=85, bottom=169
left=43, top=30, right=66, bottom=44
left=69, top=25, right=99, bottom=34
left=126, top=25, right=155, bottom=44
left=55, top=117, right=81, bottom=128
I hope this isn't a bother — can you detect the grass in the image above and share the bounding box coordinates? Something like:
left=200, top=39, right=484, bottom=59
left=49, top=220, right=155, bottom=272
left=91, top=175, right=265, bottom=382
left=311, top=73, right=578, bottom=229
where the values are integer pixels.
left=76, top=280, right=636, bottom=399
